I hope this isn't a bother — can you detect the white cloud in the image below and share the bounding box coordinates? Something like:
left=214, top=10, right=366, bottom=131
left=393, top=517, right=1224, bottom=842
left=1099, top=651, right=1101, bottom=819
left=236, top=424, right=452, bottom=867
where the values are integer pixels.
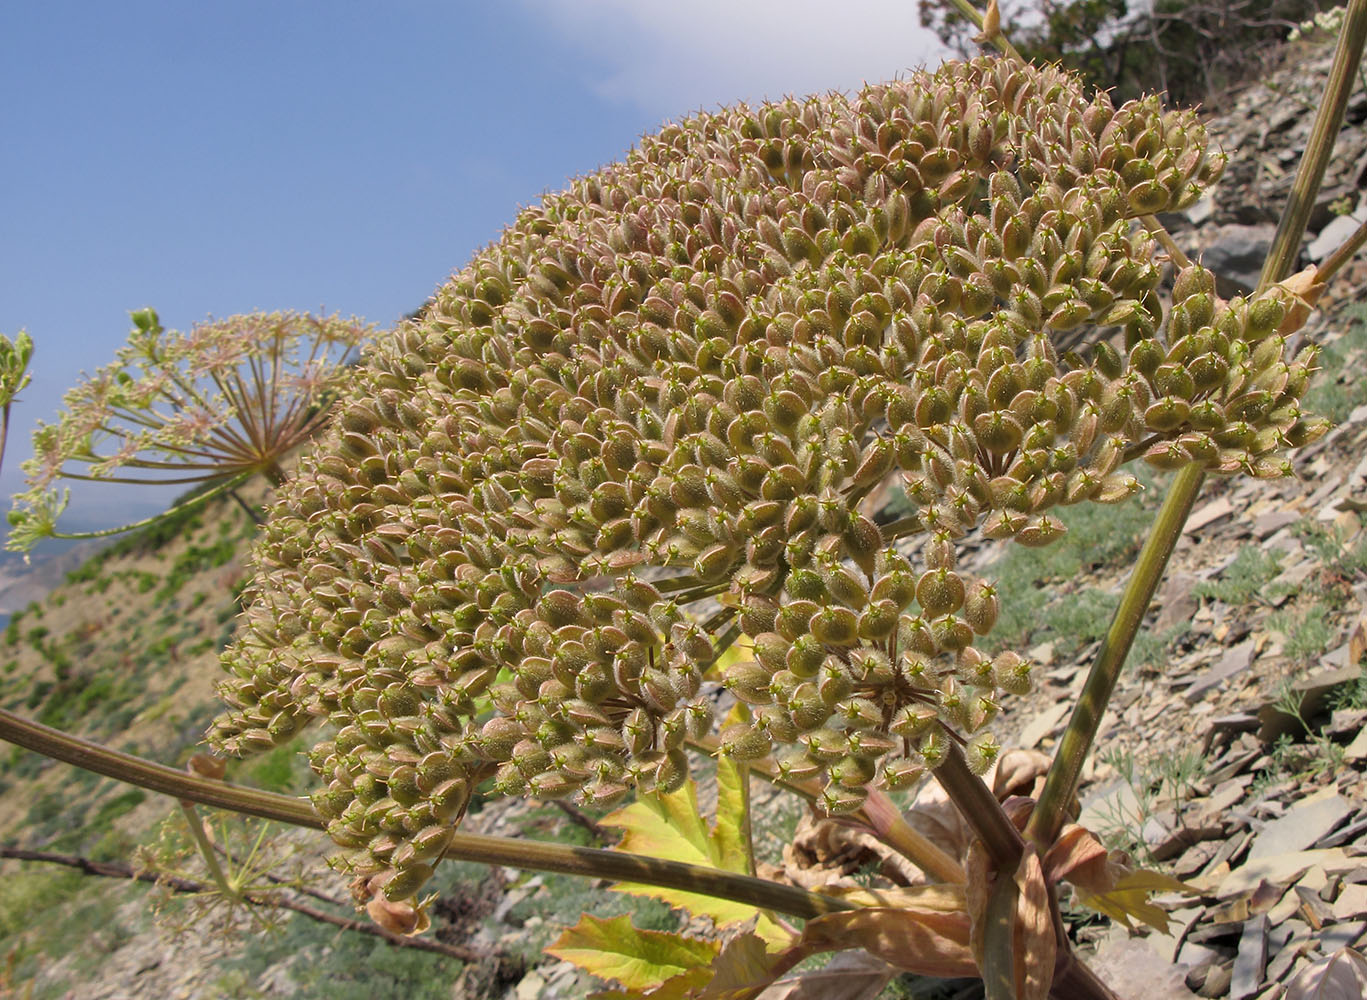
left=526, top=0, right=951, bottom=120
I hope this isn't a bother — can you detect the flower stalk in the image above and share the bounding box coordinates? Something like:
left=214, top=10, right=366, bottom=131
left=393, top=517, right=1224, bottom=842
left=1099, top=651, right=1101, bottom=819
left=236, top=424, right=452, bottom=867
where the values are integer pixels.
left=1028, top=0, right=1367, bottom=851
left=0, top=706, right=851, bottom=921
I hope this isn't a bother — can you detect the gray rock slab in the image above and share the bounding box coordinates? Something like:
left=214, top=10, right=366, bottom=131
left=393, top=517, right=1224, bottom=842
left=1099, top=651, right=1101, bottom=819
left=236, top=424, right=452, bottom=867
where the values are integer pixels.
left=1201, top=223, right=1277, bottom=290
left=1308, top=211, right=1367, bottom=261
left=1184, top=639, right=1257, bottom=703
left=1231, top=915, right=1268, bottom=1000
left=1247, top=789, right=1353, bottom=861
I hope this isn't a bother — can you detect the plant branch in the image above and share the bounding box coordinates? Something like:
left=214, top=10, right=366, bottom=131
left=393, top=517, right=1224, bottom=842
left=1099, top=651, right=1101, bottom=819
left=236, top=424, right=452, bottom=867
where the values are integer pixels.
left=179, top=801, right=239, bottom=902
left=858, top=788, right=967, bottom=885
left=0, top=845, right=484, bottom=963
left=947, top=0, right=1027, bottom=60
left=933, top=739, right=1024, bottom=869
left=1027, top=0, right=1367, bottom=854
left=42, top=471, right=254, bottom=542
left=1140, top=216, right=1192, bottom=269
left=0, top=708, right=852, bottom=921
left=0, top=707, right=320, bottom=827
left=550, top=799, right=609, bottom=843
left=1258, top=0, right=1367, bottom=293
left=1026, top=463, right=1203, bottom=848
left=1317, top=213, right=1367, bottom=287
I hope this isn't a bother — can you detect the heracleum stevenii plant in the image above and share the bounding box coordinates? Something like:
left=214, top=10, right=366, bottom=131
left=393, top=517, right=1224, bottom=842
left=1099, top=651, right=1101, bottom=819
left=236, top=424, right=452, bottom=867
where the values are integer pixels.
left=209, top=56, right=1326, bottom=909
left=7, top=309, right=372, bottom=550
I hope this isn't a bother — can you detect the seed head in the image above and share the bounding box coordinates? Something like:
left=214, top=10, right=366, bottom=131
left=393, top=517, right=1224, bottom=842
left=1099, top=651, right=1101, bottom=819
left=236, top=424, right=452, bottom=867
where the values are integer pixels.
left=210, top=57, right=1324, bottom=903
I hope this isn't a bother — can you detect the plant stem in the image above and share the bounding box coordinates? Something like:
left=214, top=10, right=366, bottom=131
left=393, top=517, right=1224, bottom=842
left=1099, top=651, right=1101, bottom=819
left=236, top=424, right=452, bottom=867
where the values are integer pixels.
left=981, top=871, right=1019, bottom=1000
left=43, top=471, right=253, bottom=543
left=0, top=402, right=10, bottom=480
left=859, top=788, right=967, bottom=885
left=1141, top=216, right=1192, bottom=269
left=933, top=740, right=1024, bottom=869
left=1314, top=213, right=1367, bottom=287
left=1028, top=0, right=1367, bottom=852
left=880, top=514, right=922, bottom=542
left=1026, top=464, right=1204, bottom=848
left=1259, top=0, right=1367, bottom=293
left=946, top=0, right=1026, bottom=60
left=179, top=801, right=239, bottom=902
left=0, top=706, right=319, bottom=827
left=0, top=845, right=486, bottom=963
left=0, top=707, right=852, bottom=921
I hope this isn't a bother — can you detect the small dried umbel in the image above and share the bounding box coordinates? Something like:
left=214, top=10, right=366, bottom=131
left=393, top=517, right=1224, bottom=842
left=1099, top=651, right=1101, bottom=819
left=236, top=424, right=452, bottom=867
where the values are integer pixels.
left=211, top=57, right=1323, bottom=904
left=8, top=309, right=372, bottom=549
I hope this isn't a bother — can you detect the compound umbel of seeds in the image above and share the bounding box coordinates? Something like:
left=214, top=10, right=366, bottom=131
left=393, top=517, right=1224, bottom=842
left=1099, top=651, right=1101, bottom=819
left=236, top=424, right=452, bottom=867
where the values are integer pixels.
left=211, top=57, right=1323, bottom=904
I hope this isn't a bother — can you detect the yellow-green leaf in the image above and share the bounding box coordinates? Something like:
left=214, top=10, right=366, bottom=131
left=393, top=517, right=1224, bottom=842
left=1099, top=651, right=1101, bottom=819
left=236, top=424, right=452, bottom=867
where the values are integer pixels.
left=600, top=765, right=791, bottom=947
left=600, top=777, right=754, bottom=926
left=589, top=966, right=716, bottom=1000
left=548, top=913, right=720, bottom=990
left=1077, top=869, right=1192, bottom=933
left=714, top=703, right=753, bottom=876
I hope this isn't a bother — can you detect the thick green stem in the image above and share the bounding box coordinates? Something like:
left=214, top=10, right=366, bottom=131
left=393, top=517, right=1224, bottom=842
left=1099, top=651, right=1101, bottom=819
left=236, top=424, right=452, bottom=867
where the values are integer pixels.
left=1027, top=464, right=1204, bottom=848
left=981, top=872, right=1019, bottom=1000
left=1259, top=0, right=1367, bottom=292
left=0, top=708, right=851, bottom=921
left=1028, top=0, right=1367, bottom=852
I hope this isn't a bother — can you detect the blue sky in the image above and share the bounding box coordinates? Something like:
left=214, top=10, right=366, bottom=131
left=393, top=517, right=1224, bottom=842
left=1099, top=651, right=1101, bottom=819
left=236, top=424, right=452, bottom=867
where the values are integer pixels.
left=0, top=1, right=944, bottom=528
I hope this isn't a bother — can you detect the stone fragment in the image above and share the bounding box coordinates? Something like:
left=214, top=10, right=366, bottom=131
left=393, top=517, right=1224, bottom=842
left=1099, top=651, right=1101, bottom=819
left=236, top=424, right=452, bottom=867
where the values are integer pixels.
left=1201, top=223, right=1276, bottom=291
left=1259, top=665, right=1367, bottom=741
left=1230, top=915, right=1268, bottom=1000
left=1314, top=814, right=1367, bottom=851
left=1247, top=789, right=1353, bottom=862
left=1317, top=920, right=1367, bottom=952
left=1215, top=848, right=1360, bottom=898
left=1308, top=211, right=1367, bottom=261
left=1184, top=640, right=1257, bottom=703
left=1186, top=496, right=1237, bottom=534
left=1156, top=571, right=1202, bottom=633
left=1342, top=727, right=1367, bottom=761
left=1079, top=779, right=1144, bottom=832
left=1190, top=961, right=1232, bottom=998
left=1016, top=700, right=1071, bottom=750
left=1087, top=937, right=1201, bottom=999
left=1334, top=883, right=1367, bottom=921
left=1252, top=509, right=1301, bottom=539
left=1262, top=922, right=1310, bottom=984
left=1327, top=708, right=1367, bottom=737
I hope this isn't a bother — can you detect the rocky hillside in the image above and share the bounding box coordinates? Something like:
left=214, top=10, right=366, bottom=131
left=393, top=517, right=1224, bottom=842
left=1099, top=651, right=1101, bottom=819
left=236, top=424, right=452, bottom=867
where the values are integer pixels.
left=2, top=30, right=1367, bottom=1000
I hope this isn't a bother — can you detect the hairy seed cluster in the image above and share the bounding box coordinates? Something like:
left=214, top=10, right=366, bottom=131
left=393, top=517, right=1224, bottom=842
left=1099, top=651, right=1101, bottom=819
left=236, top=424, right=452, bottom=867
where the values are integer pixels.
left=211, top=57, right=1324, bottom=904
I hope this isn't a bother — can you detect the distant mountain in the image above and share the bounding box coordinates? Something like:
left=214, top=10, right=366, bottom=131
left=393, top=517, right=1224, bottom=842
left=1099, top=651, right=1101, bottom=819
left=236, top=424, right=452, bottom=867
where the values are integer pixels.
left=0, top=537, right=107, bottom=617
